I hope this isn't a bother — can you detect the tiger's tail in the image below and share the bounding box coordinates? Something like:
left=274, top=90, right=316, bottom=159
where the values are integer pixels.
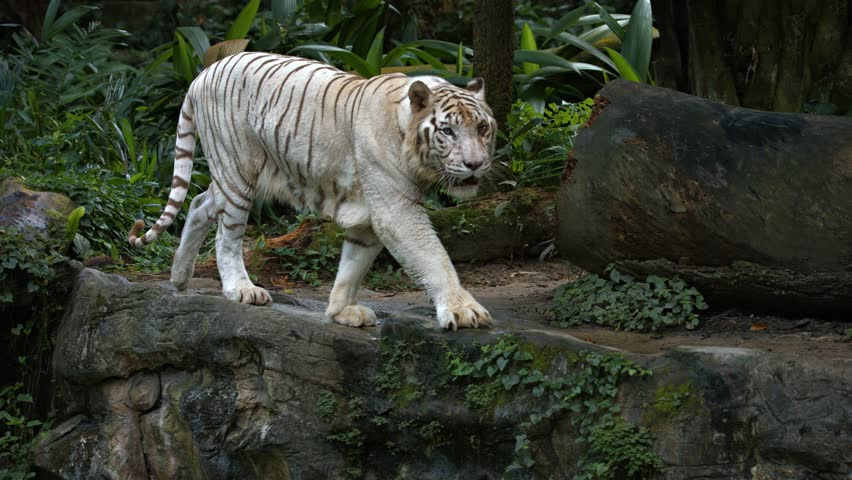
left=129, top=97, right=196, bottom=247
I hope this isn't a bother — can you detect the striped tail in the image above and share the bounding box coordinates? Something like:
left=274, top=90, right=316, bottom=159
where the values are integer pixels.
left=129, top=98, right=196, bottom=247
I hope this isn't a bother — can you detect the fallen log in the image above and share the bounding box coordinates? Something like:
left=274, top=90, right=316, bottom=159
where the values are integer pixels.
left=558, top=80, right=852, bottom=315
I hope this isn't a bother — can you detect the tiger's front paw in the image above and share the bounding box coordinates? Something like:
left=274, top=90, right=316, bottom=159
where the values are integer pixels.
left=225, top=286, right=272, bottom=305
left=331, top=305, right=377, bottom=328
left=436, top=294, right=491, bottom=331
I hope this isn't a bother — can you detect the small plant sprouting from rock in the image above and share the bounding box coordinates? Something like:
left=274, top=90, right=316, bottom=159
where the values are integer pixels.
left=445, top=335, right=662, bottom=479
left=316, top=390, right=338, bottom=421
left=576, top=417, right=664, bottom=480
left=327, top=428, right=363, bottom=448
left=552, top=266, right=708, bottom=332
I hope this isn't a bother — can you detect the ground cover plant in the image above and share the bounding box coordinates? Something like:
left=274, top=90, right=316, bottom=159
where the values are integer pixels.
left=552, top=266, right=708, bottom=332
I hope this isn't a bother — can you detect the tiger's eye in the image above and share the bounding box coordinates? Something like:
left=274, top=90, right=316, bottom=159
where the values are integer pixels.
left=441, top=127, right=455, bottom=137
left=477, top=124, right=488, bottom=136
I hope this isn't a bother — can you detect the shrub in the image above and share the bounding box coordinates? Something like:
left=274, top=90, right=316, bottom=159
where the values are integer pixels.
left=552, top=266, right=708, bottom=332
left=497, top=99, right=593, bottom=187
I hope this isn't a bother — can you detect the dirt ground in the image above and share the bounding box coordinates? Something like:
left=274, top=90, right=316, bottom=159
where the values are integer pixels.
left=130, top=258, right=852, bottom=359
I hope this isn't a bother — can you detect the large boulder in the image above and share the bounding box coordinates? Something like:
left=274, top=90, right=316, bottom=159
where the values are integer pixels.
left=557, top=80, right=852, bottom=316
left=0, top=177, right=76, bottom=243
left=0, top=178, right=78, bottom=307
left=35, top=269, right=852, bottom=479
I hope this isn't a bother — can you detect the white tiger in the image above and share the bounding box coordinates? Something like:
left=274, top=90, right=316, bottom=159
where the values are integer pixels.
left=129, top=52, right=495, bottom=330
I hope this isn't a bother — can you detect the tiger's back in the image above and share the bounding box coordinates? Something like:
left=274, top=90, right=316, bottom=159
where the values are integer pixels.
left=188, top=52, right=410, bottom=224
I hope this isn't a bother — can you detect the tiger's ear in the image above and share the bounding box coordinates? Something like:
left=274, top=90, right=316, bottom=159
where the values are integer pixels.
left=466, top=77, right=485, bottom=101
left=408, top=81, right=432, bottom=113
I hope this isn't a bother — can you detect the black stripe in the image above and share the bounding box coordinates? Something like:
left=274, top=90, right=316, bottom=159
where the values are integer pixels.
left=274, top=86, right=296, bottom=156
left=210, top=175, right=250, bottom=211
left=293, top=68, right=321, bottom=138
left=333, top=76, right=362, bottom=126
left=171, top=176, right=190, bottom=189
left=306, top=115, right=316, bottom=174
left=253, top=58, right=286, bottom=98
left=345, top=237, right=378, bottom=248
left=319, top=74, right=348, bottom=122
left=369, top=75, right=396, bottom=95
left=175, top=147, right=193, bottom=159
left=348, top=81, right=368, bottom=125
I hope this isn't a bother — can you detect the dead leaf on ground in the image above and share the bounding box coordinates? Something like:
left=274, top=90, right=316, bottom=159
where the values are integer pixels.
left=750, top=322, right=768, bottom=332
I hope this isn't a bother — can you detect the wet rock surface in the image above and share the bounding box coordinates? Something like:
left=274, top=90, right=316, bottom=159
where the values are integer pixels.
left=35, top=269, right=852, bottom=479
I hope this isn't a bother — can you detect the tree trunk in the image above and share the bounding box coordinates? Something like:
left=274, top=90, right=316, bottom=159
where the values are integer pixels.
left=472, top=0, right=515, bottom=128
left=651, top=0, right=852, bottom=114
left=557, top=80, right=852, bottom=316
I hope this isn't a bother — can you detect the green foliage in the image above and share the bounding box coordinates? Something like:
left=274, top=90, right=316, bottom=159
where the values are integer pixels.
left=317, top=390, right=339, bottom=421
left=576, top=417, right=664, bottom=480
left=375, top=338, right=425, bottom=407
left=553, top=266, right=708, bottom=332
left=497, top=99, right=593, bottom=188
left=0, top=383, right=45, bottom=480
left=0, top=227, right=64, bottom=304
left=364, top=264, right=412, bottom=292
left=513, top=1, right=657, bottom=105
left=0, top=161, right=170, bottom=258
left=64, top=207, right=86, bottom=246
left=0, top=3, right=187, bottom=262
left=327, top=428, right=363, bottom=448
left=270, top=216, right=343, bottom=286
left=445, top=335, right=659, bottom=479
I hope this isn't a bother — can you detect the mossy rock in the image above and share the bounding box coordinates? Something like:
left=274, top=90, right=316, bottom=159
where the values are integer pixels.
left=0, top=177, right=76, bottom=248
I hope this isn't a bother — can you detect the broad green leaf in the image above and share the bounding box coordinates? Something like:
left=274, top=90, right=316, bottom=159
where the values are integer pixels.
left=575, top=13, right=630, bottom=27
left=622, top=0, right=653, bottom=82
left=578, top=19, right=630, bottom=49
left=520, top=23, right=538, bottom=75
left=514, top=50, right=576, bottom=71
left=593, top=3, right=625, bottom=40
left=345, top=6, right=384, bottom=57
left=119, top=117, right=136, bottom=166
left=176, top=27, right=210, bottom=62
left=456, top=42, right=464, bottom=76
left=226, top=0, right=261, bottom=40
left=381, top=45, right=414, bottom=67
left=41, top=0, right=61, bottom=41
left=405, top=40, right=473, bottom=59
left=46, top=6, right=98, bottom=41
left=545, top=4, right=588, bottom=41
left=555, top=32, right=617, bottom=72
left=289, top=45, right=372, bottom=77
left=604, top=48, right=640, bottom=82
left=405, top=49, right=448, bottom=71
left=365, top=29, right=385, bottom=76
left=65, top=206, right=86, bottom=244
left=173, top=33, right=196, bottom=83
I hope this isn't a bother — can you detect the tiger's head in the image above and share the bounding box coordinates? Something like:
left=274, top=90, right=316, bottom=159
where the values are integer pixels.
left=405, top=77, right=496, bottom=200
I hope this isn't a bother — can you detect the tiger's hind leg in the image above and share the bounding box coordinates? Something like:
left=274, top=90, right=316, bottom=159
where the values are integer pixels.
left=171, top=189, right=216, bottom=290
left=212, top=179, right=272, bottom=306
left=325, top=226, right=384, bottom=327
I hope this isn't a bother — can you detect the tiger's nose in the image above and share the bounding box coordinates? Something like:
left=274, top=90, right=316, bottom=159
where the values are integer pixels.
left=464, top=159, right=483, bottom=171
